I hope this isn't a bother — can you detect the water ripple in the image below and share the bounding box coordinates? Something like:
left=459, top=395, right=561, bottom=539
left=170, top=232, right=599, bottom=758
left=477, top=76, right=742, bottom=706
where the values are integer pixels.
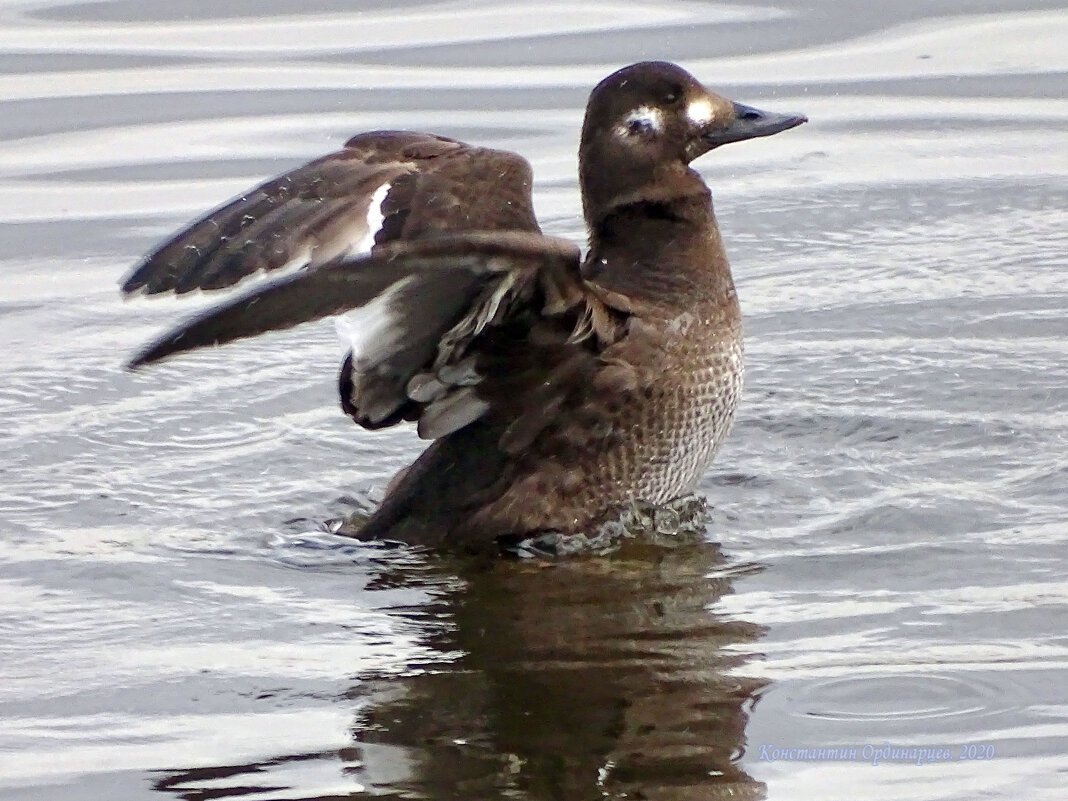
left=1, top=2, right=1067, bottom=799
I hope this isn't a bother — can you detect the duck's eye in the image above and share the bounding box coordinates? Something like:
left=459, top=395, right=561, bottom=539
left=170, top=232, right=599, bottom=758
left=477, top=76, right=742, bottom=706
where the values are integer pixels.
left=662, top=86, right=683, bottom=105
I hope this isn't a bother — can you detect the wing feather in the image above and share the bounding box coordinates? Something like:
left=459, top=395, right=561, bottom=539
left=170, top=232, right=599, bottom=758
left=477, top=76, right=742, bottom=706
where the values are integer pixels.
left=121, top=131, right=538, bottom=297
left=121, top=130, right=624, bottom=448
left=128, top=232, right=581, bottom=355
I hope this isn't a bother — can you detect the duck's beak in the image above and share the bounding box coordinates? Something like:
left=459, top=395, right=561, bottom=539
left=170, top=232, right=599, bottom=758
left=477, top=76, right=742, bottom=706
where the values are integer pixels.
left=701, top=101, right=807, bottom=150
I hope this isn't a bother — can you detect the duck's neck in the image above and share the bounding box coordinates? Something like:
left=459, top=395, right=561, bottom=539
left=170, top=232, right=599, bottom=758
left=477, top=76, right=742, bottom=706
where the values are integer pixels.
left=582, top=177, right=736, bottom=312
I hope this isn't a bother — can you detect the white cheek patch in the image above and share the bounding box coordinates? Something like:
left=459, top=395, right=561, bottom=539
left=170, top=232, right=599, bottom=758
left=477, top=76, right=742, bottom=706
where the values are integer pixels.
left=686, top=97, right=714, bottom=126
left=615, top=105, right=664, bottom=139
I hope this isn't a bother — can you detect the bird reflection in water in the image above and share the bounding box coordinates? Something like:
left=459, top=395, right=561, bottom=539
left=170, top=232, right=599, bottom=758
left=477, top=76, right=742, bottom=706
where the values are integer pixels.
left=152, top=536, right=767, bottom=800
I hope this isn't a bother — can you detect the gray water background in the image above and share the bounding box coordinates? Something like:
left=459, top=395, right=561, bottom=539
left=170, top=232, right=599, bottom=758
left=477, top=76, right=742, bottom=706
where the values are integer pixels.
left=1, top=1, right=1067, bottom=798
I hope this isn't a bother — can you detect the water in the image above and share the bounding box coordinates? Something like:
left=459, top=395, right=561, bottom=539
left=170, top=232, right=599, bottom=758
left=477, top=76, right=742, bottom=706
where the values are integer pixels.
left=1, top=1, right=1067, bottom=798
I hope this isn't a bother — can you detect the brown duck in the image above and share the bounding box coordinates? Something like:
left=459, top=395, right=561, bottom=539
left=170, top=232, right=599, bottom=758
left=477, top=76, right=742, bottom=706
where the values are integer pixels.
left=123, top=61, right=806, bottom=552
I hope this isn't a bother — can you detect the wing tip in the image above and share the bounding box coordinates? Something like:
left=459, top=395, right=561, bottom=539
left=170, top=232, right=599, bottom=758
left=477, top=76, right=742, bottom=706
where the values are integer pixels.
left=119, top=265, right=147, bottom=297
left=120, top=255, right=171, bottom=298
left=125, top=343, right=164, bottom=371
left=126, top=328, right=194, bottom=370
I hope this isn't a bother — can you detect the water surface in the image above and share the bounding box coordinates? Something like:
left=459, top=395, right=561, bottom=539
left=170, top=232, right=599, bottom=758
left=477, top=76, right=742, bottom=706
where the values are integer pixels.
left=1, top=1, right=1067, bottom=799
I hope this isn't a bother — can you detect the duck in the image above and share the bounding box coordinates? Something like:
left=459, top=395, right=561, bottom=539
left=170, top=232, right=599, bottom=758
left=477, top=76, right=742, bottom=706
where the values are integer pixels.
left=122, top=61, right=806, bottom=553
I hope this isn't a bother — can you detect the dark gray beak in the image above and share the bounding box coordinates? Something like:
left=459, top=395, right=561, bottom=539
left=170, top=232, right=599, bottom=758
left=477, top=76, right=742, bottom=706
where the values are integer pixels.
left=702, top=101, right=807, bottom=149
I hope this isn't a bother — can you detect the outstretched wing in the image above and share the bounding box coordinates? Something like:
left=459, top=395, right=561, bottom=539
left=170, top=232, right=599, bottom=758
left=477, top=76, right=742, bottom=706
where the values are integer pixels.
left=120, top=131, right=541, bottom=296
left=122, top=131, right=628, bottom=445
left=127, top=232, right=613, bottom=440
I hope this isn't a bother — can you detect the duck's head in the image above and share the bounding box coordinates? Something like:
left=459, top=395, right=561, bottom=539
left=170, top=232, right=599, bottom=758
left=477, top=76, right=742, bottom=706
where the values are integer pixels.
left=579, top=61, right=806, bottom=221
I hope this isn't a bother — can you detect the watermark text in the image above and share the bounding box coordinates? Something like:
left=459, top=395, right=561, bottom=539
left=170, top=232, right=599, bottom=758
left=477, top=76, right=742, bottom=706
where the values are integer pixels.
left=757, top=742, right=996, bottom=766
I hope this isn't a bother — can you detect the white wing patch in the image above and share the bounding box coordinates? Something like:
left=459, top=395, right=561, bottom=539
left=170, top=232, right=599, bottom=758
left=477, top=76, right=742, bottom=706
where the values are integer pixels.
left=270, top=180, right=393, bottom=277
left=615, top=105, right=664, bottom=139
left=686, top=97, right=714, bottom=126
left=335, top=274, right=415, bottom=364
left=355, top=181, right=392, bottom=254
